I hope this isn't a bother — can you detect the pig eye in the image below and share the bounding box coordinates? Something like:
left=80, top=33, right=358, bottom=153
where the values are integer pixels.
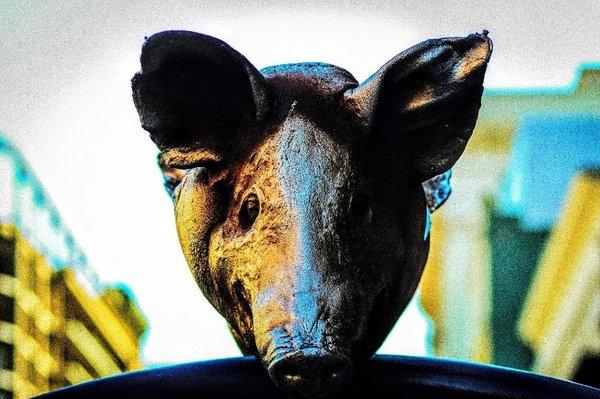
left=239, top=194, right=260, bottom=230
left=162, top=167, right=188, bottom=199
left=164, top=177, right=180, bottom=198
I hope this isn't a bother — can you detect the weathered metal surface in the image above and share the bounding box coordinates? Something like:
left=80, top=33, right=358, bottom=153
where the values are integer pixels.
left=132, top=30, right=492, bottom=397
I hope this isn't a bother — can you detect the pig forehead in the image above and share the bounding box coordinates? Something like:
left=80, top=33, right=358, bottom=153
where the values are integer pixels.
left=261, top=63, right=359, bottom=96
left=274, top=113, right=350, bottom=167
left=235, top=113, right=353, bottom=195
left=273, top=114, right=352, bottom=201
left=261, top=63, right=363, bottom=133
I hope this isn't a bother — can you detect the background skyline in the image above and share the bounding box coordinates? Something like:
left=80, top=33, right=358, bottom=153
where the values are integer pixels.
left=1, top=0, right=599, bottom=364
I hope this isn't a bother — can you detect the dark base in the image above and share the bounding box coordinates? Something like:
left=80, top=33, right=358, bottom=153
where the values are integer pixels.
left=36, top=355, right=599, bottom=398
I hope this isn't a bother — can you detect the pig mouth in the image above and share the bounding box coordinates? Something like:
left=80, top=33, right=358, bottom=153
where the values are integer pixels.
left=267, top=347, right=353, bottom=397
left=260, top=327, right=354, bottom=397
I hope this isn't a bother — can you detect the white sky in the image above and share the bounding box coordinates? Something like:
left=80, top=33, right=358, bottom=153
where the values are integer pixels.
left=1, top=0, right=598, bottom=365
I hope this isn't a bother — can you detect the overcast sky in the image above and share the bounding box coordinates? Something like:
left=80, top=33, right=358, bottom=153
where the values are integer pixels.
left=1, top=0, right=598, bottom=364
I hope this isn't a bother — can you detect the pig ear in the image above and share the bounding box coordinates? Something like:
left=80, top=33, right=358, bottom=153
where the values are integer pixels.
left=132, top=30, right=272, bottom=155
left=345, top=33, right=492, bottom=181
left=157, top=153, right=186, bottom=201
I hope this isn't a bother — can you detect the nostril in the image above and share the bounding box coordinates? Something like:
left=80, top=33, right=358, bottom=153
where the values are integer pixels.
left=278, top=362, right=301, bottom=383
left=320, top=363, right=338, bottom=380
left=268, top=350, right=352, bottom=396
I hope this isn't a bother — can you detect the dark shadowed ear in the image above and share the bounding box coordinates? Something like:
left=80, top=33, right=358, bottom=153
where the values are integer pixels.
left=132, top=30, right=272, bottom=156
left=345, top=32, right=492, bottom=181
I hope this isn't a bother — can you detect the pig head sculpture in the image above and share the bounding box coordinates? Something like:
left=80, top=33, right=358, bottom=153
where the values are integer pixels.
left=131, top=30, right=492, bottom=397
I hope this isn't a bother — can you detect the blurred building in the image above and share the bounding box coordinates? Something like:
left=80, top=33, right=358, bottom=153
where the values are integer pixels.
left=519, top=169, right=599, bottom=388
left=0, top=136, right=147, bottom=399
left=420, top=63, right=599, bottom=387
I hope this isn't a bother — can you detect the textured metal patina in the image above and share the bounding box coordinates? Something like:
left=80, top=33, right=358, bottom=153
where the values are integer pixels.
left=132, top=30, right=492, bottom=398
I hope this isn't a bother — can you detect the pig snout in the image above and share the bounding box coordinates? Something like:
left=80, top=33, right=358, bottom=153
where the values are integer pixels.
left=261, top=323, right=353, bottom=397
left=252, top=284, right=357, bottom=397
left=268, top=348, right=352, bottom=397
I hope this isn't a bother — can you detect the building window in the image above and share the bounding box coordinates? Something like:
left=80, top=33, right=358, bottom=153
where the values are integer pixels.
left=0, top=389, right=14, bottom=399
left=0, top=296, right=14, bottom=323
left=0, top=342, right=13, bottom=369
left=0, top=238, right=15, bottom=275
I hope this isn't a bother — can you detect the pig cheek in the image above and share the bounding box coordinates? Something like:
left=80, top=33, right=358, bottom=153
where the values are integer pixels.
left=173, top=176, right=225, bottom=302
left=209, top=237, right=256, bottom=336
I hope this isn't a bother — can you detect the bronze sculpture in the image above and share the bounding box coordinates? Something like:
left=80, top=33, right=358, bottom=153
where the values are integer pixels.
left=132, top=30, right=492, bottom=397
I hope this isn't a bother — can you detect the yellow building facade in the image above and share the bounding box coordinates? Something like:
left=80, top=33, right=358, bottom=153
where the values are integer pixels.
left=519, top=170, right=599, bottom=385
left=0, top=137, right=147, bottom=399
left=0, top=225, right=147, bottom=399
